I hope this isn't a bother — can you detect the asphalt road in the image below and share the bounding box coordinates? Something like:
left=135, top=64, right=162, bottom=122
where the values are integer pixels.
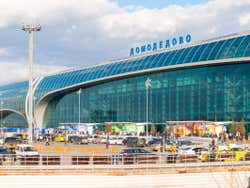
left=0, top=172, right=249, bottom=188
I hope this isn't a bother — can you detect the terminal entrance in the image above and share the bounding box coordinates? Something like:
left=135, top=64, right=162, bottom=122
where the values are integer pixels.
left=0, top=109, right=27, bottom=129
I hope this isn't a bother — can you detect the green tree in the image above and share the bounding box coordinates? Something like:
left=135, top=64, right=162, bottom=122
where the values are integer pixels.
left=230, top=120, right=246, bottom=135
left=150, top=123, right=156, bottom=135
left=104, top=124, right=112, bottom=134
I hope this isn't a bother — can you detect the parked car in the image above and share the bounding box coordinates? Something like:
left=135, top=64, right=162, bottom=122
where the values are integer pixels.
left=54, top=135, right=65, bottom=142
left=15, top=144, right=39, bottom=165
left=200, top=146, right=239, bottom=162
left=4, top=137, right=22, bottom=149
left=116, top=137, right=124, bottom=145
left=0, top=147, right=11, bottom=155
left=0, top=147, right=12, bottom=164
left=37, top=134, right=51, bottom=142
left=100, top=136, right=107, bottom=144
left=122, top=137, right=129, bottom=145
left=15, top=144, right=39, bottom=157
left=88, top=135, right=99, bottom=144
left=200, top=149, right=216, bottom=162
left=124, top=137, right=146, bottom=147
left=119, top=148, right=157, bottom=157
left=147, top=138, right=162, bottom=146
left=13, top=133, right=28, bottom=141
left=68, top=135, right=79, bottom=143
left=114, top=148, right=158, bottom=165
left=177, top=140, right=193, bottom=148
left=109, top=137, right=118, bottom=145
left=70, top=136, right=88, bottom=145
left=152, top=140, right=177, bottom=152
left=178, top=146, right=208, bottom=156
left=225, top=147, right=249, bottom=162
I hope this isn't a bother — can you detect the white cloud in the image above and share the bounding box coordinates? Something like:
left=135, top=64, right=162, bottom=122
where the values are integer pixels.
left=0, top=0, right=250, bottom=84
left=99, top=0, right=250, bottom=42
left=0, top=0, right=120, bottom=27
left=0, top=48, right=9, bottom=56
left=0, top=0, right=249, bottom=41
left=239, top=13, right=250, bottom=26
left=0, top=61, right=69, bottom=85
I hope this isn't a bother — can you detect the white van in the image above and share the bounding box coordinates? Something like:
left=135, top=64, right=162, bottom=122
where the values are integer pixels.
left=15, top=144, right=39, bottom=157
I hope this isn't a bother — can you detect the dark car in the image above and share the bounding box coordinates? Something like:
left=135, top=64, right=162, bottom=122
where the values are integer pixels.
left=115, top=148, right=158, bottom=164
left=124, top=137, right=146, bottom=147
left=177, top=140, right=193, bottom=147
left=122, top=137, right=129, bottom=145
left=37, top=134, right=50, bottom=142
left=0, top=147, right=12, bottom=164
left=119, top=148, right=156, bottom=156
left=4, top=137, right=23, bottom=149
left=68, top=135, right=79, bottom=143
left=0, top=147, right=11, bottom=155
left=147, top=138, right=162, bottom=146
left=69, top=135, right=88, bottom=144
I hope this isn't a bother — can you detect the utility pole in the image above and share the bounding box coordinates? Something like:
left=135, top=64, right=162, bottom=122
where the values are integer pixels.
left=145, top=78, right=152, bottom=140
left=78, top=89, right=82, bottom=126
left=22, top=24, right=41, bottom=144
left=0, top=100, right=3, bottom=138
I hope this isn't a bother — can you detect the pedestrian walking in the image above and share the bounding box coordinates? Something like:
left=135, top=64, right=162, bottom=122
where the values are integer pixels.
left=45, top=136, right=50, bottom=146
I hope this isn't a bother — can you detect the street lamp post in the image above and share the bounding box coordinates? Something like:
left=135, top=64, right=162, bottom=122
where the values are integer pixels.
left=77, top=89, right=82, bottom=126
left=145, top=78, right=152, bottom=140
left=33, top=96, right=37, bottom=139
left=22, top=24, right=41, bottom=144
left=0, top=100, right=3, bottom=137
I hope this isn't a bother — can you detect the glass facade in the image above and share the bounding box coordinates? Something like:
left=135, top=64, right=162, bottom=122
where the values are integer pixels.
left=0, top=112, right=27, bottom=128
left=34, top=34, right=250, bottom=101
left=44, top=63, right=250, bottom=133
left=0, top=82, right=28, bottom=128
left=0, top=32, right=250, bottom=131
left=0, top=81, right=27, bottom=113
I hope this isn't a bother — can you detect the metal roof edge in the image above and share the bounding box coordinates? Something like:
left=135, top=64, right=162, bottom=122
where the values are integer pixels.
left=1, top=29, right=250, bottom=87
left=43, top=29, right=250, bottom=77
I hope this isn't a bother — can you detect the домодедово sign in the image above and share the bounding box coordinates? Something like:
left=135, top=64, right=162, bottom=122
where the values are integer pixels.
left=129, top=34, right=192, bottom=56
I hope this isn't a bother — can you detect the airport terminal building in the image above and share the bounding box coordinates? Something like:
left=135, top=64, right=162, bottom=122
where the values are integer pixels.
left=1, top=31, right=250, bottom=133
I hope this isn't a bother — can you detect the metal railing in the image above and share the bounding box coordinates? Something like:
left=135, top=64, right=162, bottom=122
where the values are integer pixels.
left=0, top=153, right=249, bottom=167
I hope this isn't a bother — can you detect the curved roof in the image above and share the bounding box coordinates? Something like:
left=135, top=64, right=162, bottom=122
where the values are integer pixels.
left=34, top=31, right=250, bottom=100
left=0, top=81, right=28, bottom=99
left=1, top=30, right=250, bottom=107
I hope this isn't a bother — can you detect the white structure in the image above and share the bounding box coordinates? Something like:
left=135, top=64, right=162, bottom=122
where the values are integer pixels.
left=145, top=78, right=152, bottom=139
left=22, top=24, right=41, bottom=144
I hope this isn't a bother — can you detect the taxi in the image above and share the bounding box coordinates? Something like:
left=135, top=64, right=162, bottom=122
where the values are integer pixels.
left=152, top=142, right=177, bottom=153
left=201, top=145, right=229, bottom=162
left=226, top=145, right=249, bottom=162
left=54, top=135, right=65, bottom=142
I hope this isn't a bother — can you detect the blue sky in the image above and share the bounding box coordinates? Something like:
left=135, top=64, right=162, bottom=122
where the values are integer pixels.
left=0, top=0, right=250, bottom=85
left=114, top=0, right=208, bottom=8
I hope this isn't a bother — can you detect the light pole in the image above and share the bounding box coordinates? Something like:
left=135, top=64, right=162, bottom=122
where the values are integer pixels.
left=77, top=89, right=82, bottom=126
left=22, top=24, right=41, bottom=144
left=145, top=78, right=152, bottom=140
left=33, top=96, right=37, bottom=140
left=0, top=100, right=3, bottom=137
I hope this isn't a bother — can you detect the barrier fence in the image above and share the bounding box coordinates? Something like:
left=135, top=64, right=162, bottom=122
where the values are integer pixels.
left=34, top=145, right=119, bottom=154
left=0, top=153, right=250, bottom=167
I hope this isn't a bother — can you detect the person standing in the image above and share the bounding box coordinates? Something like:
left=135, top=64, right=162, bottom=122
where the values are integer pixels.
left=106, top=134, right=109, bottom=150
left=45, top=136, right=50, bottom=146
